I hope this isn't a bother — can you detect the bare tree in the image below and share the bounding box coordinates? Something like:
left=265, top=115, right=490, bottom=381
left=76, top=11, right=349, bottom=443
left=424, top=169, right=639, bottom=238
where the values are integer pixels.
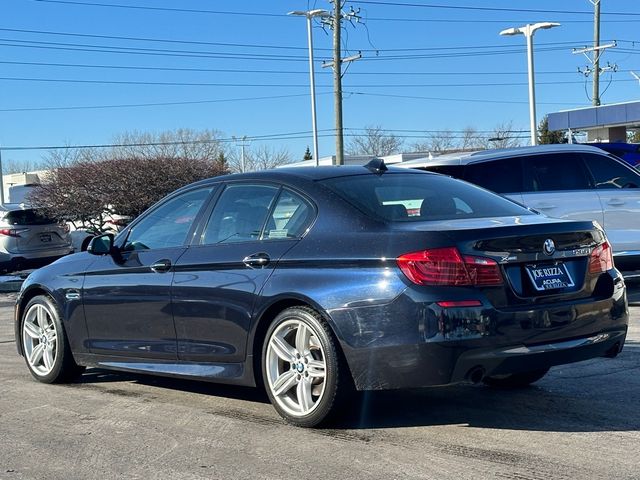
left=30, top=156, right=228, bottom=232
left=346, top=125, right=403, bottom=156
left=414, top=129, right=456, bottom=153
left=29, top=129, right=230, bottom=231
left=460, top=127, right=484, bottom=151
left=482, top=121, right=523, bottom=149
left=108, top=128, right=227, bottom=161
left=227, top=145, right=292, bottom=173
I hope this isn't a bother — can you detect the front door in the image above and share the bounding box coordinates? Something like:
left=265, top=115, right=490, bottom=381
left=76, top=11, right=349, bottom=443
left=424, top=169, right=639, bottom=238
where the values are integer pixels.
left=82, top=186, right=214, bottom=359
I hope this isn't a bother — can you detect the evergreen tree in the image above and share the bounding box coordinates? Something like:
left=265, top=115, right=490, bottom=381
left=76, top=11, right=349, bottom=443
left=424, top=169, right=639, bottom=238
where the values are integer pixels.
left=538, top=116, right=565, bottom=144
left=303, top=146, right=313, bottom=160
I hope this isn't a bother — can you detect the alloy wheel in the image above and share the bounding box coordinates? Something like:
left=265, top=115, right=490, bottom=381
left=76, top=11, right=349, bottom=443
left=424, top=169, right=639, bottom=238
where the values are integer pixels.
left=265, top=319, right=327, bottom=418
left=22, top=303, right=58, bottom=376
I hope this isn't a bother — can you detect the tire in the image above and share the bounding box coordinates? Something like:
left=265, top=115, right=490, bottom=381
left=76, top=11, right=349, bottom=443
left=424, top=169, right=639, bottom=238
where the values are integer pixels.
left=262, top=306, right=350, bottom=427
left=20, top=295, right=85, bottom=383
left=483, top=367, right=550, bottom=388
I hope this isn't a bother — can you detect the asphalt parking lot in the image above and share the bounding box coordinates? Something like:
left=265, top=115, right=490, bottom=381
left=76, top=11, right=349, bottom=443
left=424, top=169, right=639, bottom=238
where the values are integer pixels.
left=1, top=289, right=639, bottom=480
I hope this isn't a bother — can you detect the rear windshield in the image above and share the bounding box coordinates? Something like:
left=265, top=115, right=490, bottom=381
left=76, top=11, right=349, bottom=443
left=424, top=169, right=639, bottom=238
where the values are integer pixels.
left=320, top=173, right=533, bottom=222
left=3, top=209, right=57, bottom=226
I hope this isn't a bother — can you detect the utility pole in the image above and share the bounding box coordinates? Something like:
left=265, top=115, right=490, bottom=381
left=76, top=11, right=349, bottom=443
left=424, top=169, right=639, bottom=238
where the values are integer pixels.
left=332, top=1, right=344, bottom=165
left=573, top=1, right=616, bottom=105
left=593, top=0, right=601, bottom=106
left=323, top=2, right=361, bottom=165
left=232, top=135, right=250, bottom=173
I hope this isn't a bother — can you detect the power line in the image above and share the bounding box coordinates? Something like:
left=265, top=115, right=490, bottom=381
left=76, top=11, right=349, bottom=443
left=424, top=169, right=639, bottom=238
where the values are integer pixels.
left=0, top=31, right=603, bottom=56
left=362, top=16, right=636, bottom=24
left=344, top=91, right=584, bottom=106
left=0, top=129, right=533, bottom=151
left=0, top=93, right=332, bottom=112
left=31, top=0, right=640, bottom=18
left=0, top=27, right=312, bottom=51
left=0, top=59, right=601, bottom=76
left=349, top=1, right=640, bottom=17
left=0, top=75, right=633, bottom=88
left=0, top=38, right=308, bottom=60
left=0, top=40, right=592, bottom=63
left=30, top=0, right=288, bottom=17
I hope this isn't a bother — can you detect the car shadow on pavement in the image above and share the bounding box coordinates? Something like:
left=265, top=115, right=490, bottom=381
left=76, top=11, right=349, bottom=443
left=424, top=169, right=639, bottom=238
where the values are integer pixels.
left=70, top=368, right=271, bottom=404
left=68, top=351, right=640, bottom=433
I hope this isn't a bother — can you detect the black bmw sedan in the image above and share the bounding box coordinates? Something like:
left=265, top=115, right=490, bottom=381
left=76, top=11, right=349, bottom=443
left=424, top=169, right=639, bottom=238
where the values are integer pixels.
left=15, top=162, right=628, bottom=427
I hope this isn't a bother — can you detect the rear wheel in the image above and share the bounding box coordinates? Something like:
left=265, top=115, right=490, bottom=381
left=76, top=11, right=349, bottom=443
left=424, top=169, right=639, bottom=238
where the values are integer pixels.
left=21, top=295, right=85, bottom=383
left=262, top=306, right=349, bottom=427
left=483, top=367, right=550, bottom=388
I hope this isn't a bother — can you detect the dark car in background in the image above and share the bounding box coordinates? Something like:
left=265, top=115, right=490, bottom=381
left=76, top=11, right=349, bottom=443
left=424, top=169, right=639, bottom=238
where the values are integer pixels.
left=14, top=164, right=628, bottom=427
left=587, top=142, right=640, bottom=168
left=0, top=204, right=73, bottom=272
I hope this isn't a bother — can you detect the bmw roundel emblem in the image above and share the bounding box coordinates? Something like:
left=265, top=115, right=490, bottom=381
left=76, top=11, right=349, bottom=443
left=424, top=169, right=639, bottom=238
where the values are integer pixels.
left=543, top=238, right=556, bottom=256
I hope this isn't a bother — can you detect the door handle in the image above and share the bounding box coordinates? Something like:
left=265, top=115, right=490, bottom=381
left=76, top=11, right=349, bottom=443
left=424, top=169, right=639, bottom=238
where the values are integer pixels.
left=150, top=259, right=172, bottom=273
left=243, top=252, right=270, bottom=268
left=532, top=203, right=556, bottom=210
left=607, top=198, right=625, bottom=206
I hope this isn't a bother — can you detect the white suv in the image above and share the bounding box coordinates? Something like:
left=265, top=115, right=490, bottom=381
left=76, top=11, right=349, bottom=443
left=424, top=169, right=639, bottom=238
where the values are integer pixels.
left=0, top=204, right=73, bottom=271
left=398, top=144, right=640, bottom=270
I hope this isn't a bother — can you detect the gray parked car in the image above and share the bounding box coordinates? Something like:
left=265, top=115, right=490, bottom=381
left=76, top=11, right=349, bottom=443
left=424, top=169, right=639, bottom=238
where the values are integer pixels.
left=397, top=144, right=640, bottom=271
left=0, top=204, right=73, bottom=271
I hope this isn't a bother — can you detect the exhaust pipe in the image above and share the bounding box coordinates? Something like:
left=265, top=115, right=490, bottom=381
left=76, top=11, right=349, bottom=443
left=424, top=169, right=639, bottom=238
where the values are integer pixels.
left=604, top=342, right=622, bottom=358
left=466, top=366, right=486, bottom=384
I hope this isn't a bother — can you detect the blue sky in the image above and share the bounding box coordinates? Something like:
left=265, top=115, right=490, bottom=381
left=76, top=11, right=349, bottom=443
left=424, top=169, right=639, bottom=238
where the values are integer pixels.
left=2, top=0, right=640, bottom=166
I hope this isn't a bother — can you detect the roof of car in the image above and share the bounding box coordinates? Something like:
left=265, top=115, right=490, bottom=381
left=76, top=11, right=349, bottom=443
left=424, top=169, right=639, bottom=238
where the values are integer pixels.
left=186, top=163, right=432, bottom=189
left=0, top=203, right=33, bottom=212
left=395, top=144, right=609, bottom=169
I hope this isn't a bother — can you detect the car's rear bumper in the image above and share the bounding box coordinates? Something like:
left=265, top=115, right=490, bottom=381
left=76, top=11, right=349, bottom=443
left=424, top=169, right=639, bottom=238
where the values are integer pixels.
left=332, top=273, right=629, bottom=391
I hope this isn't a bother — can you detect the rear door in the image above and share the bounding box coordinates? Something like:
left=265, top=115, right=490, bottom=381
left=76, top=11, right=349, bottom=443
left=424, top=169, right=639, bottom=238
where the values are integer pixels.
left=463, top=158, right=525, bottom=205
left=519, top=152, right=604, bottom=225
left=172, top=183, right=316, bottom=364
left=582, top=152, right=640, bottom=253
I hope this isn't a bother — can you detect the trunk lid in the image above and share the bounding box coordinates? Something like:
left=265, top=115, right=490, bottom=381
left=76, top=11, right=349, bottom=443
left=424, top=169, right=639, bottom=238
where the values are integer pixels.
left=397, top=215, right=610, bottom=308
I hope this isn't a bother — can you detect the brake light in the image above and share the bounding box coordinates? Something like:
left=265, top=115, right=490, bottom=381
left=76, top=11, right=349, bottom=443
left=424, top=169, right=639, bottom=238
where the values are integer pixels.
left=589, top=241, right=614, bottom=273
left=0, top=228, right=27, bottom=237
left=59, top=222, right=70, bottom=234
left=436, top=300, right=482, bottom=308
left=397, top=247, right=503, bottom=286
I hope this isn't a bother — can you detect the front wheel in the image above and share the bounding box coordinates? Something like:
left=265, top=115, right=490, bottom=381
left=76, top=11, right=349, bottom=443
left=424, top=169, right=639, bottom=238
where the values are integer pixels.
left=483, top=367, right=550, bottom=388
left=262, top=306, right=349, bottom=427
left=21, top=295, right=85, bottom=383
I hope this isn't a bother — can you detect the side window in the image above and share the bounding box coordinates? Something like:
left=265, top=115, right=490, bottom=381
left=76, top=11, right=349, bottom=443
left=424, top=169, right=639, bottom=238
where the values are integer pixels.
left=265, top=189, right=315, bottom=239
left=522, top=153, right=591, bottom=192
left=464, top=158, right=523, bottom=194
left=124, top=187, right=213, bottom=251
left=202, top=184, right=279, bottom=244
left=582, top=153, right=640, bottom=189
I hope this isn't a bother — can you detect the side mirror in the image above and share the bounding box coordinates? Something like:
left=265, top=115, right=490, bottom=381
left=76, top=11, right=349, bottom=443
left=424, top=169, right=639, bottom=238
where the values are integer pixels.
left=87, top=234, right=114, bottom=255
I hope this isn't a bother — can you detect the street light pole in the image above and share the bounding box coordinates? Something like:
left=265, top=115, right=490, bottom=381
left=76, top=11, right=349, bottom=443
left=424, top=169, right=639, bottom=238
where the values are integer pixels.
left=500, top=22, right=561, bottom=146
left=289, top=9, right=329, bottom=166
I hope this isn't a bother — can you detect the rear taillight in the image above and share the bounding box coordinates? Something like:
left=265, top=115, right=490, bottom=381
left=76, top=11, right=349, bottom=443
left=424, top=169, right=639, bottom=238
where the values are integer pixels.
left=59, top=222, right=70, bottom=234
left=589, top=241, right=614, bottom=273
left=397, top=247, right=503, bottom=286
left=0, top=228, right=27, bottom=237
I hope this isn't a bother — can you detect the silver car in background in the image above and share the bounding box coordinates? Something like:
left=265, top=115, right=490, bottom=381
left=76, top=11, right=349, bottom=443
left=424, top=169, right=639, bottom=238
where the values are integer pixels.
left=397, top=144, right=640, bottom=271
left=0, top=204, right=73, bottom=271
